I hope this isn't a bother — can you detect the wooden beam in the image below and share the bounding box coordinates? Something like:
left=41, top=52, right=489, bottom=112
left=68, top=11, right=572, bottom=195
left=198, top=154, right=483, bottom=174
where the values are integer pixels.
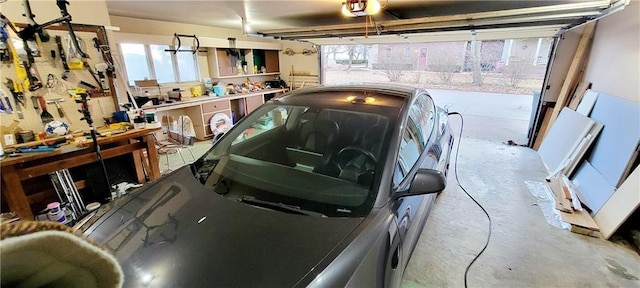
left=548, top=22, right=596, bottom=125
left=2, top=165, right=33, bottom=219
left=567, top=81, right=592, bottom=110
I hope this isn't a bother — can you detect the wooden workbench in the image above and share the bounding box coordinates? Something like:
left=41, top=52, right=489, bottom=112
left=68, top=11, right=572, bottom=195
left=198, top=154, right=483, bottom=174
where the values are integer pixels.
left=0, top=128, right=161, bottom=220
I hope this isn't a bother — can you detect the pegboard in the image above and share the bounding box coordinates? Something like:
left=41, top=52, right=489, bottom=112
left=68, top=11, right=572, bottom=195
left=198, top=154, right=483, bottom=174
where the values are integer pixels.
left=0, top=25, right=118, bottom=136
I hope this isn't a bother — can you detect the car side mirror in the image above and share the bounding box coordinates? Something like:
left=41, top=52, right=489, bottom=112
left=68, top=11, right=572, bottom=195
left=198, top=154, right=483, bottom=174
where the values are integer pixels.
left=392, top=169, right=446, bottom=200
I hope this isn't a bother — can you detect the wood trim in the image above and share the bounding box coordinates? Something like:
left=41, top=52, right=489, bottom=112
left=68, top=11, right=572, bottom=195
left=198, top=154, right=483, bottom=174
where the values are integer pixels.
left=548, top=22, right=596, bottom=125
left=567, top=81, right=592, bottom=110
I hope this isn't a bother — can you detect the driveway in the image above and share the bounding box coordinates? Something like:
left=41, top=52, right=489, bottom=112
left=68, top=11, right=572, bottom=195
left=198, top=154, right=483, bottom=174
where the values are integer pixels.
left=427, top=89, right=534, bottom=145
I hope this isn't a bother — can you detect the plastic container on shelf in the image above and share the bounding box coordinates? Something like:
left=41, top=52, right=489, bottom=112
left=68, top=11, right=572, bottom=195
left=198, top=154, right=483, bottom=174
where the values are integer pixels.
left=213, top=85, right=225, bottom=97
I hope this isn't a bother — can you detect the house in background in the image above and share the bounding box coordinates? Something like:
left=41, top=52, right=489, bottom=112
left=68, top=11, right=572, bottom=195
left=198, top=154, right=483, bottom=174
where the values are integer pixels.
left=368, top=37, right=553, bottom=73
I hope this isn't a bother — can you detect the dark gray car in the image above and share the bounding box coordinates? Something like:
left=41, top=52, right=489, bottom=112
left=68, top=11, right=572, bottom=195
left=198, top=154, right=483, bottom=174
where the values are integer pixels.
left=85, top=84, right=454, bottom=287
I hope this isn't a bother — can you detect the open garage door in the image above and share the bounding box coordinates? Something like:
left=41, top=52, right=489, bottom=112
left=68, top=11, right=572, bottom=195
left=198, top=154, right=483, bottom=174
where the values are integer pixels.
left=260, top=1, right=626, bottom=42
left=260, top=0, right=628, bottom=146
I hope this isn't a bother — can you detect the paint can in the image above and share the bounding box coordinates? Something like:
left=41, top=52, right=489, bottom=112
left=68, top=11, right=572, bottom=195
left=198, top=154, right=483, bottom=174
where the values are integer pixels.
left=46, top=202, right=66, bottom=223
left=17, top=130, right=34, bottom=143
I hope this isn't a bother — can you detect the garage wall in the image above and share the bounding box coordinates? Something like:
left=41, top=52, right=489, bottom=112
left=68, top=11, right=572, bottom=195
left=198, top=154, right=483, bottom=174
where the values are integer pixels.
left=0, top=0, right=117, bottom=134
left=583, top=1, right=640, bottom=103
left=110, top=16, right=274, bottom=44
left=1, top=0, right=111, bottom=26
left=279, top=41, right=320, bottom=86
left=108, top=16, right=289, bottom=101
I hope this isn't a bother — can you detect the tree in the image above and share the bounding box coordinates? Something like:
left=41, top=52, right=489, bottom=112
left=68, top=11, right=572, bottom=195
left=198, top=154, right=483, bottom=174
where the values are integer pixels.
left=427, top=43, right=463, bottom=84
left=322, top=45, right=344, bottom=68
left=345, top=45, right=365, bottom=71
left=466, top=40, right=503, bottom=86
left=376, top=44, right=417, bottom=82
left=501, top=56, right=530, bottom=87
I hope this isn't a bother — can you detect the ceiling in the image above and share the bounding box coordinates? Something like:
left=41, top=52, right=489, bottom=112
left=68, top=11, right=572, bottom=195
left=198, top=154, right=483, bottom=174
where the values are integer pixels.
left=107, top=0, right=628, bottom=44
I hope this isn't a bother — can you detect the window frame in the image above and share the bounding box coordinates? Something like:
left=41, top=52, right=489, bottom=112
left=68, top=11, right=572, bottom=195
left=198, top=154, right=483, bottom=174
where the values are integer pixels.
left=392, top=92, right=437, bottom=188
left=120, top=43, right=200, bottom=86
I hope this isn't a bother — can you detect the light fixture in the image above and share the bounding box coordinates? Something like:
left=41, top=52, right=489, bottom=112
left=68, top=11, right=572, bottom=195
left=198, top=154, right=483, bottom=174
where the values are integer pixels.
left=342, top=0, right=381, bottom=17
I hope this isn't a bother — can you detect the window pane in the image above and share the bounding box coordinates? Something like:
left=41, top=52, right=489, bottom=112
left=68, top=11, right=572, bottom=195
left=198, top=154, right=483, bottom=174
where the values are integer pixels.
left=232, top=106, right=288, bottom=145
left=176, top=48, right=199, bottom=82
left=398, top=127, right=421, bottom=173
left=410, top=94, right=435, bottom=148
left=150, top=45, right=176, bottom=83
left=121, top=43, right=150, bottom=86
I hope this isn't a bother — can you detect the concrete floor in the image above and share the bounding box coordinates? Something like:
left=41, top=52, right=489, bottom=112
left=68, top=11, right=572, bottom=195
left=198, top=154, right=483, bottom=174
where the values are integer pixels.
left=156, top=91, right=640, bottom=287
left=401, top=112, right=640, bottom=287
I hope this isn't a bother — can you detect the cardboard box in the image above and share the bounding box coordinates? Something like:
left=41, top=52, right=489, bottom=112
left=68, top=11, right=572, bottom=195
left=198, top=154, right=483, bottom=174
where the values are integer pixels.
left=1, top=120, right=20, bottom=147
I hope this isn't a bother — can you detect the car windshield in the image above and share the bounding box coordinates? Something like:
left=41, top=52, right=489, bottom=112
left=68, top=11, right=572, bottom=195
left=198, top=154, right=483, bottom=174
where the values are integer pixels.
left=192, top=103, right=391, bottom=217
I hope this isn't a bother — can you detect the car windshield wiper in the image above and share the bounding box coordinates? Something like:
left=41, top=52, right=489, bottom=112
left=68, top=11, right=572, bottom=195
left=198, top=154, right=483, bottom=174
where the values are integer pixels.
left=239, top=196, right=327, bottom=218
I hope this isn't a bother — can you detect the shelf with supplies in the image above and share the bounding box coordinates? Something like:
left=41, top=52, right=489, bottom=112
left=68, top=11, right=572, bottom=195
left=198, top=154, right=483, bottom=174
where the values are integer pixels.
left=214, top=72, right=280, bottom=79
left=208, top=48, right=280, bottom=78
left=142, top=88, right=286, bottom=140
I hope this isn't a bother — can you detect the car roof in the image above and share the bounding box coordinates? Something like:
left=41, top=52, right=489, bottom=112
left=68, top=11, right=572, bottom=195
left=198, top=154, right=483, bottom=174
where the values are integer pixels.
left=274, top=84, right=421, bottom=111
left=283, top=83, right=421, bottom=99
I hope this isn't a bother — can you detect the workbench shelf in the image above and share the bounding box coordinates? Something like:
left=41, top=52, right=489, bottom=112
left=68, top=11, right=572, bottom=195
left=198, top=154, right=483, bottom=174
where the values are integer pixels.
left=144, top=88, right=284, bottom=140
left=208, top=48, right=280, bottom=78
left=214, top=72, right=280, bottom=79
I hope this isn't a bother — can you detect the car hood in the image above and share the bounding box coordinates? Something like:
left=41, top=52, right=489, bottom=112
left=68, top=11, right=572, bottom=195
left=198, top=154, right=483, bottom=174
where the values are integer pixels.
left=86, top=167, right=364, bottom=287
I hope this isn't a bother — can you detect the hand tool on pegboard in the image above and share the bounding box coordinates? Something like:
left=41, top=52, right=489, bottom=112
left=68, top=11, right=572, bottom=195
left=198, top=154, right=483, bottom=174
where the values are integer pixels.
left=0, top=92, right=8, bottom=114
left=19, top=31, right=43, bottom=92
left=46, top=98, right=71, bottom=124
left=3, top=26, right=30, bottom=92
left=4, top=78, right=24, bottom=119
left=0, top=89, right=13, bottom=114
left=30, top=95, right=39, bottom=111
left=92, top=37, right=115, bottom=77
left=38, top=95, right=54, bottom=124
left=55, top=35, right=71, bottom=80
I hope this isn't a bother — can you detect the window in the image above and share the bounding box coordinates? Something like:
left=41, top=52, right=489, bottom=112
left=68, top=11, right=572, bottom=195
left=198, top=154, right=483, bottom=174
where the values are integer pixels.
left=397, top=126, right=421, bottom=176
left=232, top=106, right=289, bottom=145
left=408, top=93, right=436, bottom=149
left=120, top=43, right=200, bottom=85
left=121, top=43, right=151, bottom=86
left=393, top=94, right=435, bottom=187
left=176, top=49, right=198, bottom=82
left=150, top=44, right=175, bottom=84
